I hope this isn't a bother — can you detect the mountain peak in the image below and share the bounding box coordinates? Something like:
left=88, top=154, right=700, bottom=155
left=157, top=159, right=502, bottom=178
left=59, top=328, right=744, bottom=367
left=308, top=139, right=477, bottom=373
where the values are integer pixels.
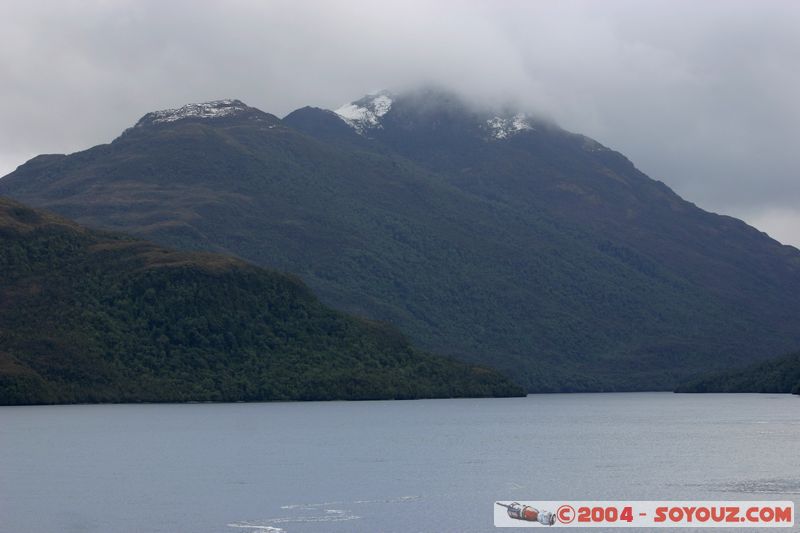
left=116, top=99, right=282, bottom=142
left=329, top=87, right=544, bottom=142
left=134, top=99, right=258, bottom=127
left=334, top=90, right=394, bottom=135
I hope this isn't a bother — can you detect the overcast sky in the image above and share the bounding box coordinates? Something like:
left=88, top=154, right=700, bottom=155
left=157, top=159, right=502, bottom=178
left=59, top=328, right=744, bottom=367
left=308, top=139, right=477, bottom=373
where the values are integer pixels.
left=1, top=0, right=798, bottom=246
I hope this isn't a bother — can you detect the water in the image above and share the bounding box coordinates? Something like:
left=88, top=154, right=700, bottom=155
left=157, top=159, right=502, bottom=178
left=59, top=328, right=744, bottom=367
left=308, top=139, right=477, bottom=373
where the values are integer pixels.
left=0, top=393, right=797, bottom=532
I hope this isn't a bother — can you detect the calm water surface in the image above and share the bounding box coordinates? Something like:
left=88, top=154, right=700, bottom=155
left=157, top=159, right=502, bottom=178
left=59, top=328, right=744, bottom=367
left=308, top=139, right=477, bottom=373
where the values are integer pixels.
left=1, top=393, right=797, bottom=532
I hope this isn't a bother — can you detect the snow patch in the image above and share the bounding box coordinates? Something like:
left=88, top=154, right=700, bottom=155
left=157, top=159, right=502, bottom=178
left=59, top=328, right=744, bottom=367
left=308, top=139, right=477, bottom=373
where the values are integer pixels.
left=581, top=136, right=609, bottom=152
left=140, top=100, right=249, bottom=125
left=334, top=92, right=393, bottom=135
left=486, top=113, right=533, bottom=140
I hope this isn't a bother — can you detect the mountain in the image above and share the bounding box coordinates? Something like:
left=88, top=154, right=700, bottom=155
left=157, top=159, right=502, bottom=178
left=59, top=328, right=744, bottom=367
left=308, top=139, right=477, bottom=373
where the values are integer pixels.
left=2, top=91, right=800, bottom=392
left=0, top=197, right=522, bottom=405
left=676, top=351, right=800, bottom=394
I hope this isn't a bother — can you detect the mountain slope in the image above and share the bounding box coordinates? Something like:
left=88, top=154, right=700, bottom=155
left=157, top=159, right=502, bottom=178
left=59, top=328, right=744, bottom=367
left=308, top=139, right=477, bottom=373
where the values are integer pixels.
left=290, top=89, right=800, bottom=322
left=3, top=94, right=800, bottom=391
left=0, top=197, right=522, bottom=404
left=676, top=351, right=800, bottom=394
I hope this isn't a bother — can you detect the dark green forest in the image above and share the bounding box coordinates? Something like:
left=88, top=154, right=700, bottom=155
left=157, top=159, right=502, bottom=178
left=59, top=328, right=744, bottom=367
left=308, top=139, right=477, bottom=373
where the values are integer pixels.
left=0, top=198, right=523, bottom=404
left=676, top=351, right=800, bottom=394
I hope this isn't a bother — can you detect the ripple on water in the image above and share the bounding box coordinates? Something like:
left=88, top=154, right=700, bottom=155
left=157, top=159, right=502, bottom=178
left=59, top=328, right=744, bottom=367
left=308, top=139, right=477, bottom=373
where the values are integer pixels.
left=689, top=478, right=800, bottom=495
left=229, top=495, right=421, bottom=532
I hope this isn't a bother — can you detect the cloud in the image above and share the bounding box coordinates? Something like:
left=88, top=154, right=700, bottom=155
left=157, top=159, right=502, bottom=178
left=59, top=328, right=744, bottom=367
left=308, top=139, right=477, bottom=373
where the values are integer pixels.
left=0, top=0, right=798, bottom=246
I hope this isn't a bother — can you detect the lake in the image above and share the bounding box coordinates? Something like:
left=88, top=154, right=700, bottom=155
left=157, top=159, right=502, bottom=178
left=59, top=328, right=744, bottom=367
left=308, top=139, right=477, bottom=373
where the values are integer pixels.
left=1, top=393, right=797, bottom=532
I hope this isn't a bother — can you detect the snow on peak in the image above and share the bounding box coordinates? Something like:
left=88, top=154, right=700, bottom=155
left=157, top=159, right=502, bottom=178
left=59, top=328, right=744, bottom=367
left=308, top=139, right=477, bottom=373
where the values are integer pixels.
left=485, top=113, right=534, bottom=140
left=334, top=91, right=393, bottom=134
left=580, top=136, right=609, bottom=153
left=141, top=99, right=249, bottom=125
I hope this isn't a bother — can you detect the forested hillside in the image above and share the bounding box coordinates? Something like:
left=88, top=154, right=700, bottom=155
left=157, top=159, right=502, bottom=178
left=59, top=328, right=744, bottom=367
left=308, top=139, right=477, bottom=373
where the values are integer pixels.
left=676, top=351, right=800, bottom=394
left=0, top=197, right=522, bottom=404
